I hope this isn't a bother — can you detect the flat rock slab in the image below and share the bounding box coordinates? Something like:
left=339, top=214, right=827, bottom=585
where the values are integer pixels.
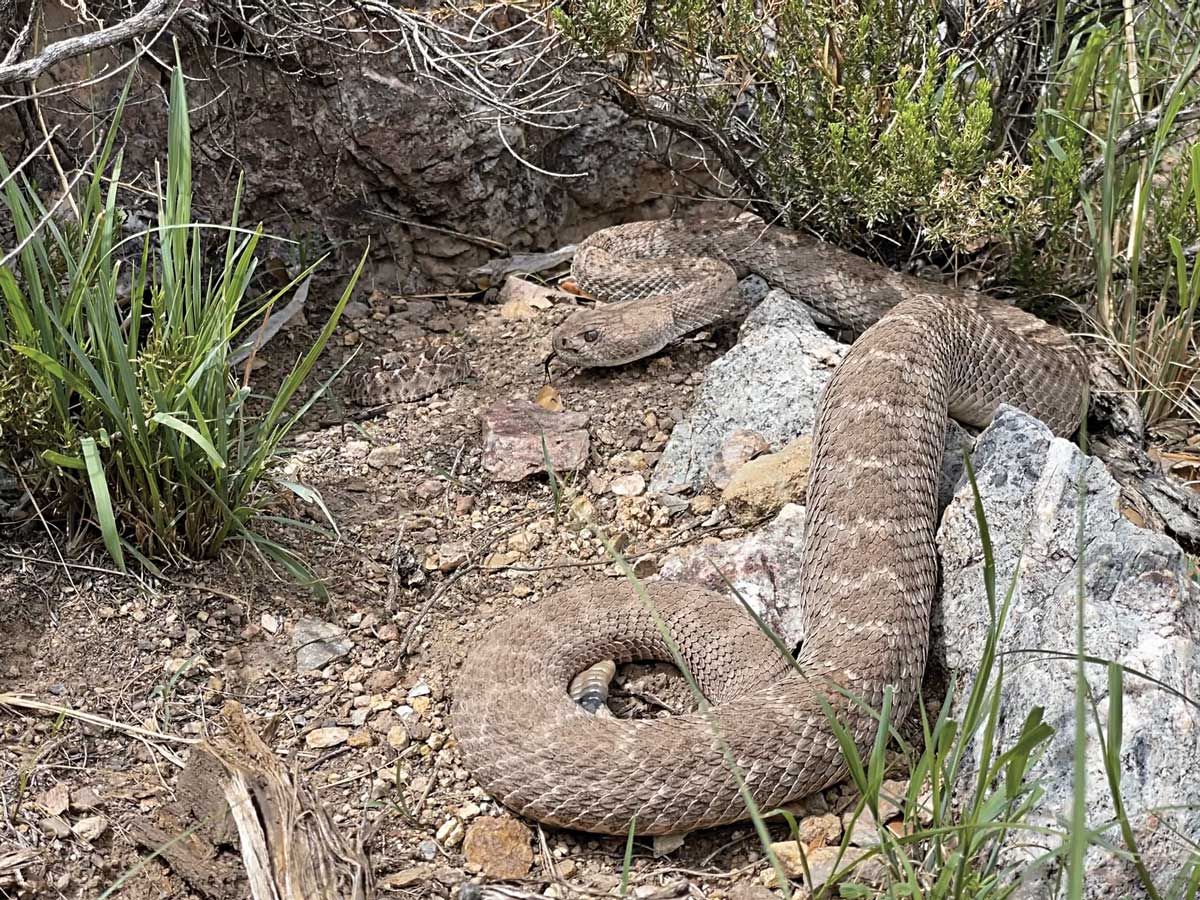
left=481, top=399, right=590, bottom=482
left=292, top=618, right=353, bottom=672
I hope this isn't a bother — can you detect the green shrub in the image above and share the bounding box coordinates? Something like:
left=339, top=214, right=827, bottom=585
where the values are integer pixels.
left=550, top=0, right=1200, bottom=425
left=557, top=0, right=1066, bottom=255
left=0, top=66, right=362, bottom=588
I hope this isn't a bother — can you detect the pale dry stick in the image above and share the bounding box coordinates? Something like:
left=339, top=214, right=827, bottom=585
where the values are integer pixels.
left=1, top=0, right=38, bottom=67
left=9, top=466, right=79, bottom=600
left=535, top=824, right=560, bottom=884
left=321, top=744, right=418, bottom=792
left=1080, top=99, right=1200, bottom=188
left=412, top=752, right=443, bottom=818
left=0, top=124, right=59, bottom=191
left=31, top=89, right=80, bottom=221
left=384, top=516, right=409, bottom=610
left=495, top=115, right=589, bottom=179
left=0, top=693, right=199, bottom=745
left=367, top=209, right=509, bottom=251
left=394, top=563, right=475, bottom=661
left=0, top=141, right=99, bottom=269
left=393, top=519, right=523, bottom=661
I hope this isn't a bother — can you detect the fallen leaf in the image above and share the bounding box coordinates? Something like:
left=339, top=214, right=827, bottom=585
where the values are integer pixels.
left=535, top=384, right=563, bottom=412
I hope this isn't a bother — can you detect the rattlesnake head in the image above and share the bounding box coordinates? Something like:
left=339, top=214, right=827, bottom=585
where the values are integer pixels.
left=551, top=300, right=677, bottom=367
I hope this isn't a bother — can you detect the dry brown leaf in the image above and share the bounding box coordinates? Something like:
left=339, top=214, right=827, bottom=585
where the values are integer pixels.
left=534, top=384, right=563, bottom=412
left=39, top=782, right=70, bottom=817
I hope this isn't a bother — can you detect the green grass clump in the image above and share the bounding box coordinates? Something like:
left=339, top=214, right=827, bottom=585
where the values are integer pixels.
left=0, top=65, right=362, bottom=587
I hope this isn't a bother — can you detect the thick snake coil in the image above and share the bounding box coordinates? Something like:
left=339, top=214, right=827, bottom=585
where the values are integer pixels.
left=453, top=220, right=1087, bottom=835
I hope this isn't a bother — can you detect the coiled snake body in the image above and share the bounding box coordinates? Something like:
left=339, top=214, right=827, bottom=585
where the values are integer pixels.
left=453, top=220, right=1086, bottom=835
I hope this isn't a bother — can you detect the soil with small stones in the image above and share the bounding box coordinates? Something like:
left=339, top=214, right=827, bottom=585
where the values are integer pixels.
left=0, top=284, right=865, bottom=900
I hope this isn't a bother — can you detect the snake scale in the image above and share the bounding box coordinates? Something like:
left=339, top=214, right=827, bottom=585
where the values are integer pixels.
left=453, top=219, right=1087, bottom=835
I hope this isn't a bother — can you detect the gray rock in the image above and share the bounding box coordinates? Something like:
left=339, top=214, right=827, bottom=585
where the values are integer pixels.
left=650, top=290, right=846, bottom=492
left=293, top=618, right=353, bottom=671
left=935, top=406, right=1200, bottom=897
left=480, top=399, right=590, bottom=482
left=652, top=286, right=973, bottom=495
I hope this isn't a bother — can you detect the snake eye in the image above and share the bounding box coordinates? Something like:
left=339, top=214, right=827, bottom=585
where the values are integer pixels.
left=582, top=329, right=600, bottom=343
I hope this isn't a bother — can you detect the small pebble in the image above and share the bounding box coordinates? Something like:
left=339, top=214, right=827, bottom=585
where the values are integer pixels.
left=610, top=473, right=647, bottom=497
left=436, top=817, right=464, bottom=847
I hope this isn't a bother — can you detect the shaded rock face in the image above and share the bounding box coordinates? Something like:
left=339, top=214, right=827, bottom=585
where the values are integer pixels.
left=0, top=11, right=678, bottom=291
left=936, top=406, right=1200, bottom=898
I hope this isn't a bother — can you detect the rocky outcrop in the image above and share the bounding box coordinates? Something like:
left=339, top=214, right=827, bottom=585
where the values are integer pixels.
left=936, top=406, right=1200, bottom=898
left=649, top=289, right=846, bottom=493
left=649, top=282, right=972, bottom=499
left=660, top=407, right=1200, bottom=895
left=1, top=6, right=680, bottom=293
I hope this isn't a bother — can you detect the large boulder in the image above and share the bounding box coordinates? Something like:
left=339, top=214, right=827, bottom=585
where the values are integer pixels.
left=936, top=406, right=1200, bottom=898
left=649, top=289, right=845, bottom=493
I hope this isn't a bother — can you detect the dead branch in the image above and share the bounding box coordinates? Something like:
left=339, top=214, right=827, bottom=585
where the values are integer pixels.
left=0, top=0, right=181, bottom=86
left=1080, top=100, right=1200, bottom=189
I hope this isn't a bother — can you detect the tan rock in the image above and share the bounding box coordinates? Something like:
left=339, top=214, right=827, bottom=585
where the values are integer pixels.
left=765, top=842, right=865, bottom=889
left=535, top=384, right=563, bottom=411
left=39, top=783, right=70, bottom=817
left=878, top=778, right=909, bottom=822
left=795, top=812, right=842, bottom=848
left=436, top=817, right=464, bottom=847
left=463, top=816, right=534, bottom=879
left=366, top=670, right=400, bottom=693
left=805, top=845, right=866, bottom=889
left=722, top=436, right=813, bottom=523
left=379, top=867, right=432, bottom=889
left=708, top=429, right=772, bottom=488
left=843, top=808, right=883, bottom=847
left=305, top=726, right=349, bottom=749
left=611, top=473, right=647, bottom=497
left=71, top=815, right=108, bottom=843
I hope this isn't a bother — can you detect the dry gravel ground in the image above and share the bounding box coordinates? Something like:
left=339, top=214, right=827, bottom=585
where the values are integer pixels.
left=0, top=283, right=873, bottom=900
